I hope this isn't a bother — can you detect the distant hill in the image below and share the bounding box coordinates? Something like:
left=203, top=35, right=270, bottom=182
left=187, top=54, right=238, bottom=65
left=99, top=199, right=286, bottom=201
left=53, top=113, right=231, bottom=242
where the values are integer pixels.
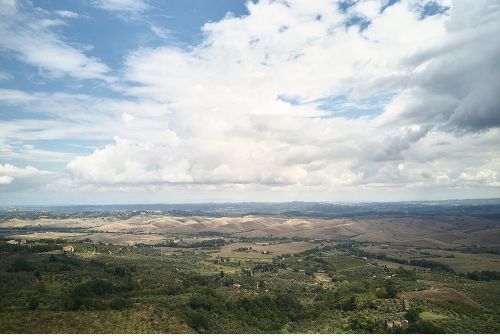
left=1, top=199, right=500, bottom=219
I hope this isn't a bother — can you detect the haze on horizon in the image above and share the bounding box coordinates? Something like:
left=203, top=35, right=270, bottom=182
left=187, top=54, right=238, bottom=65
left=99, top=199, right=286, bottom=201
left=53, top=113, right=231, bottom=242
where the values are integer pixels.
left=1, top=0, right=499, bottom=205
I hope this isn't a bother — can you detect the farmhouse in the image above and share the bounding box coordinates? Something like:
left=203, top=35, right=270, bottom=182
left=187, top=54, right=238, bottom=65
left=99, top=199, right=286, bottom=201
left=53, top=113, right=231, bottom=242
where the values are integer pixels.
left=62, top=245, right=75, bottom=254
left=6, top=239, right=18, bottom=245
left=386, top=319, right=408, bottom=328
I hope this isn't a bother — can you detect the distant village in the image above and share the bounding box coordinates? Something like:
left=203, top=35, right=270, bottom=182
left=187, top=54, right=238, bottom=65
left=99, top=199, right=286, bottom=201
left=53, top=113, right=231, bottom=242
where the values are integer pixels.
left=7, top=238, right=74, bottom=254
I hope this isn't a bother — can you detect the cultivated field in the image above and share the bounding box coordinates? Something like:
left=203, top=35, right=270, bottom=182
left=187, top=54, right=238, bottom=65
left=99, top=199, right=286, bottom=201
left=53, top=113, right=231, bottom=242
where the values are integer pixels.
left=210, top=241, right=318, bottom=260
left=399, top=280, right=482, bottom=308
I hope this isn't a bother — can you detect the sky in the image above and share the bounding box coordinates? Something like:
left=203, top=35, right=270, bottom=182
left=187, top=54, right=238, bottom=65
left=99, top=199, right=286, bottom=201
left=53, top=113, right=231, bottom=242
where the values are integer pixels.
left=0, top=0, right=499, bottom=205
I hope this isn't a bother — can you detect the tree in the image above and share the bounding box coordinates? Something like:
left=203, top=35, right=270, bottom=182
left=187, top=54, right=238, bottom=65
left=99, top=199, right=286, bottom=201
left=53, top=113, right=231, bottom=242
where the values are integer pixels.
left=343, top=295, right=359, bottom=311
left=28, top=296, right=39, bottom=310
left=385, top=280, right=398, bottom=298
left=405, top=307, right=422, bottom=323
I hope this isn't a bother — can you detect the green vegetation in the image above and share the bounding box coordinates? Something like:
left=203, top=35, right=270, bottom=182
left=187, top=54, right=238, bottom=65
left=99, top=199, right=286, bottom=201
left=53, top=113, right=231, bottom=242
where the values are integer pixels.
left=0, top=236, right=498, bottom=333
left=465, top=270, right=500, bottom=281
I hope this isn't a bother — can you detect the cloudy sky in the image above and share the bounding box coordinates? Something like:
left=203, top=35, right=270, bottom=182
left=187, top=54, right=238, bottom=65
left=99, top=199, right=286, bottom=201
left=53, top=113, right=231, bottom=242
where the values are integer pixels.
left=0, top=0, right=499, bottom=205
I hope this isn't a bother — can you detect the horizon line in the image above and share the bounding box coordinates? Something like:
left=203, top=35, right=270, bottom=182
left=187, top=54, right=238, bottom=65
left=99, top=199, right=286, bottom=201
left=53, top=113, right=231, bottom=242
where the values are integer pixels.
left=2, top=197, right=500, bottom=208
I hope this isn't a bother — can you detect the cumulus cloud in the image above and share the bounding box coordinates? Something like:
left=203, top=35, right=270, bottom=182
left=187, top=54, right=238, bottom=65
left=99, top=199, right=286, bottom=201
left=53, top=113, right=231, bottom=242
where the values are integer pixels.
left=0, top=0, right=111, bottom=80
left=459, top=169, right=500, bottom=187
left=0, top=164, right=51, bottom=192
left=60, top=0, right=500, bottom=196
left=377, top=0, right=500, bottom=133
left=1, top=0, right=498, bottom=201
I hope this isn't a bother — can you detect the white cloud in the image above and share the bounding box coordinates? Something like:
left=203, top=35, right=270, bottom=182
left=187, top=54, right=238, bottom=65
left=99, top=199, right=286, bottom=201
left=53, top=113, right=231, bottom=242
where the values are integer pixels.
left=350, top=0, right=382, bottom=19
left=458, top=170, right=500, bottom=187
left=0, top=0, right=111, bottom=80
left=0, top=89, right=175, bottom=165
left=0, top=89, right=34, bottom=102
left=1, top=0, right=499, bottom=201
left=54, top=10, right=79, bottom=18
left=0, top=163, right=51, bottom=192
left=91, top=0, right=149, bottom=14
left=0, top=175, right=14, bottom=185
left=122, top=112, right=135, bottom=128
left=61, top=0, right=500, bottom=197
left=150, top=25, right=172, bottom=40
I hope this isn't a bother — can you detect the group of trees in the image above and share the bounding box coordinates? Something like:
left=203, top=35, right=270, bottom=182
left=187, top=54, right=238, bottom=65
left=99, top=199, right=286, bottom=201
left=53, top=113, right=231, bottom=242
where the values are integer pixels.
left=157, top=239, right=225, bottom=249
left=65, top=278, right=136, bottom=310
left=464, top=270, right=500, bottom=281
left=0, top=240, right=62, bottom=253
left=182, top=288, right=304, bottom=333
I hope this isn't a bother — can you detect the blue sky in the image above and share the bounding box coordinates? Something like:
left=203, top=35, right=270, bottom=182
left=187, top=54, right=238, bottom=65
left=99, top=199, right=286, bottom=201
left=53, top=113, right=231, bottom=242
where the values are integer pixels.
left=0, top=0, right=253, bottom=172
left=0, top=0, right=499, bottom=204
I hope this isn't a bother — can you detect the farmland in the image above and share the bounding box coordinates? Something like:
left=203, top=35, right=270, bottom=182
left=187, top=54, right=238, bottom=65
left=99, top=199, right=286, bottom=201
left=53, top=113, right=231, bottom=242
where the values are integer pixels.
left=0, top=202, right=499, bottom=333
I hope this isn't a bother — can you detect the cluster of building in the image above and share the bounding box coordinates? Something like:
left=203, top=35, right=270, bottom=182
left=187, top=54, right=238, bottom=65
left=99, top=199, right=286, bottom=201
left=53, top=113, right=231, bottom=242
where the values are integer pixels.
left=6, top=239, right=27, bottom=245
left=386, top=319, right=409, bottom=328
left=6, top=239, right=75, bottom=255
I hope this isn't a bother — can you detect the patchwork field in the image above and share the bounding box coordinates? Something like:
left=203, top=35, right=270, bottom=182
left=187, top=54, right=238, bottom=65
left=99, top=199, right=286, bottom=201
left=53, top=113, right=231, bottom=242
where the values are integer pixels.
left=210, top=241, right=318, bottom=260
left=361, top=245, right=500, bottom=273
left=11, top=232, right=86, bottom=240
left=399, top=280, right=482, bottom=309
